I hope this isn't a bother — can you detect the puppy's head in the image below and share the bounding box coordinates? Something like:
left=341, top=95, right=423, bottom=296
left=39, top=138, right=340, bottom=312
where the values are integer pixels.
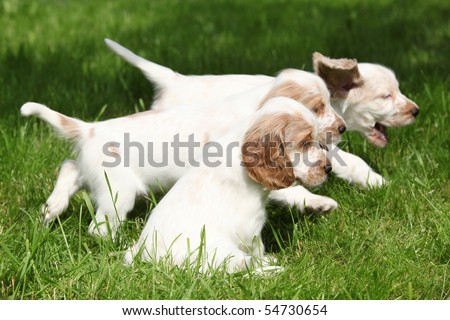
left=242, top=97, right=329, bottom=190
left=260, top=69, right=346, bottom=145
left=313, top=52, right=419, bottom=147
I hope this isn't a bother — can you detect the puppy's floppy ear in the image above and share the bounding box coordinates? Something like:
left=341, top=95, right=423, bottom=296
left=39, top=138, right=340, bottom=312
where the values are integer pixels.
left=259, top=81, right=326, bottom=118
left=313, top=52, right=364, bottom=99
left=242, top=114, right=296, bottom=190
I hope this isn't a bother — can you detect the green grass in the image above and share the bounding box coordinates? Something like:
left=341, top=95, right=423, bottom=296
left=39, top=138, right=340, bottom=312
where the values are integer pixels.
left=0, top=0, right=449, bottom=299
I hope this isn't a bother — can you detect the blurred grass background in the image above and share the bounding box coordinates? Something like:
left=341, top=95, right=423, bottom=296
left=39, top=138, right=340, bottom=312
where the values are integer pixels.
left=0, top=0, right=449, bottom=299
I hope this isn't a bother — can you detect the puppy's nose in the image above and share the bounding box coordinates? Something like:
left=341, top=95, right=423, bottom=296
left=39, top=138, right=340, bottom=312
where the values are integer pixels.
left=324, top=165, right=332, bottom=174
left=411, top=108, right=419, bottom=118
left=338, top=126, right=347, bottom=134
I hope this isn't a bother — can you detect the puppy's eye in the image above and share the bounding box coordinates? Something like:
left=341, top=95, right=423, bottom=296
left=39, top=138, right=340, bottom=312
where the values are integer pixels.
left=319, top=143, right=329, bottom=151
left=383, top=93, right=392, bottom=99
left=312, top=103, right=324, bottom=114
left=302, top=141, right=312, bottom=149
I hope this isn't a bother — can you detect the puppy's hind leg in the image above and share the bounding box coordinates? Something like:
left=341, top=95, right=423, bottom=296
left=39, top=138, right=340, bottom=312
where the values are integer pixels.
left=42, top=160, right=81, bottom=224
left=247, top=237, right=283, bottom=274
left=88, top=171, right=142, bottom=239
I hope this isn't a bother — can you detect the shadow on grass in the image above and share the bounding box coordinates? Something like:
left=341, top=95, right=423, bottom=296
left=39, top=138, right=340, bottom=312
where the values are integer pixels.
left=111, top=0, right=449, bottom=86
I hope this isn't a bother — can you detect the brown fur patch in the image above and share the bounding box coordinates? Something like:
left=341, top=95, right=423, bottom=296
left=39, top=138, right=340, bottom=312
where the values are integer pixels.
left=242, top=112, right=313, bottom=190
left=59, top=114, right=82, bottom=140
left=107, top=145, right=121, bottom=156
left=259, top=81, right=325, bottom=116
left=202, top=133, right=210, bottom=145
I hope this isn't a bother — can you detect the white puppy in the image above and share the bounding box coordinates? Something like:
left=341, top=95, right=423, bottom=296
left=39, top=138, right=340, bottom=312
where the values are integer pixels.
left=106, top=39, right=419, bottom=149
left=124, top=97, right=329, bottom=272
left=106, top=39, right=419, bottom=183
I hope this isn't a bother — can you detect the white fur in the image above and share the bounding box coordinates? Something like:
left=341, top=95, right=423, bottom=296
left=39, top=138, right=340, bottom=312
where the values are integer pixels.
left=123, top=98, right=327, bottom=272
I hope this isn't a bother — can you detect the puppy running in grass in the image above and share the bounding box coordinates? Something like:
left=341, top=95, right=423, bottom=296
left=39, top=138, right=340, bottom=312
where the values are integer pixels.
left=122, top=97, right=330, bottom=272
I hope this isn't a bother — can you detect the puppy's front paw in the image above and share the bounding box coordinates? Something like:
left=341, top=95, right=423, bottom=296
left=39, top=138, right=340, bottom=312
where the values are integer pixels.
left=88, top=216, right=118, bottom=239
left=41, top=194, right=69, bottom=224
left=303, top=196, right=338, bottom=213
left=363, top=171, right=386, bottom=188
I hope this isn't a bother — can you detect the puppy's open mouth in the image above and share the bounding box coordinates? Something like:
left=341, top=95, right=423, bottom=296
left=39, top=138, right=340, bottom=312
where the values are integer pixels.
left=371, top=122, right=389, bottom=147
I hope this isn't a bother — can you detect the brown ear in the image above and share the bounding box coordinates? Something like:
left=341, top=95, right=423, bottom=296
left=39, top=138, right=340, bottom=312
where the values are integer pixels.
left=259, top=80, right=325, bottom=114
left=313, top=52, right=364, bottom=98
left=259, top=81, right=309, bottom=108
left=241, top=114, right=296, bottom=190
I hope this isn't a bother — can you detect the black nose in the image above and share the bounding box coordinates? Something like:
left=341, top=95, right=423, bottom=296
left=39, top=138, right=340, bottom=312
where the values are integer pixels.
left=338, top=126, right=347, bottom=134
left=325, top=165, right=332, bottom=174
left=411, top=108, right=419, bottom=117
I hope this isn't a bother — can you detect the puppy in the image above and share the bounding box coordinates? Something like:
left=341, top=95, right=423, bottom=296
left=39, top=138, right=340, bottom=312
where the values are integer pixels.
left=124, top=97, right=329, bottom=272
left=28, top=69, right=344, bottom=237
left=106, top=39, right=418, bottom=150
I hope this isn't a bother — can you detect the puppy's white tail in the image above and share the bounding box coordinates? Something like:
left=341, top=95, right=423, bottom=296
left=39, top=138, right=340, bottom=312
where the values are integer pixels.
left=105, top=38, right=177, bottom=87
left=21, top=102, right=89, bottom=141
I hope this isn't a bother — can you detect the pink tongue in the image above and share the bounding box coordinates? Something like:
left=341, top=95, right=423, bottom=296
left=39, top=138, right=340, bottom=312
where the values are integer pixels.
left=374, top=123, right=388, bottom=143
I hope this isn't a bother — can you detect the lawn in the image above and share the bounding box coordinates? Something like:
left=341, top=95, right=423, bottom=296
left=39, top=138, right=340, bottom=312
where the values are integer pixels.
left=0, top=0, right=449, bottom=299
